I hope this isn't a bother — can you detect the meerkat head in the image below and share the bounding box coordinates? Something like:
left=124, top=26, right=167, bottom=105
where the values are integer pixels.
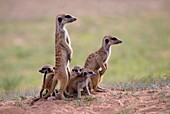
left=71, top=65, right=83, bottom=77
left=103, top=35, right=122, bottom=47
left=56, top=14, right=77, bottom=26
left=39, top=64, right=54, bottom=74
left=82, top=69, right=96, bottom=78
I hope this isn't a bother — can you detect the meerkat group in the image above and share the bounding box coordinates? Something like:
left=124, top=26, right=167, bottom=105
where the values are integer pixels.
left=67, top=66, right=95, bottom=99
left=32, top=13, right=122, bottom=104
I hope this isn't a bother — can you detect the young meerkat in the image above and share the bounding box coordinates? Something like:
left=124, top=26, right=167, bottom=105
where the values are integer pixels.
left=30, top=64, right=58, bottom=105
left=70, top=65, right=83, bottom=79
left=44, top=14, right=77, bottom=100
left=67, top=68, right=95, bottom=99
left=38, top=64, right=58, bottom=97
left=84, top=35, right=122, bottom=92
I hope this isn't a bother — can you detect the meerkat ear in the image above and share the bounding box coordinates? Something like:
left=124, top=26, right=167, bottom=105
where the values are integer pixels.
left=58, top=17, right=62, bottom=23
left=105, top=39, right=109, bottom=44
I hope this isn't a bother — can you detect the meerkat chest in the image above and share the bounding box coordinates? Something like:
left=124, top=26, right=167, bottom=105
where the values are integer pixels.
left=63, top=27, right=71, bottom=46
left=79, top=78, right=89, bottom=88
left=103, top=48, right=111, bottom=63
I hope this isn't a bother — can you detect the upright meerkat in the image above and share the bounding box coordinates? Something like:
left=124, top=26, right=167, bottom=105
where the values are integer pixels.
left=44, top=14, right=77, bottom=100
left=30, top=65, right=58, bottom=105
left=67, top=68, right=95, bottom=99
left=38, top=64, right=58, bottom=97
left=84, top=35, right=122, bottom=92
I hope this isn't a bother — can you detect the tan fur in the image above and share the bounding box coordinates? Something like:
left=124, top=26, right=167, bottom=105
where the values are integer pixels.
left=84, top=35, right=122, bottom=92
left=38, top=64, right=57, bottom=97
left=30, top=64, right=57, bottom=105
left=67, top=68, right=95, bottom=99
left=44, top=14, right=77, bottom=100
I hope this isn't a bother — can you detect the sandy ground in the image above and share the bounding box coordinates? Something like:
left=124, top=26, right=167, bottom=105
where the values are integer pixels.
left=0, top=87, right=169, bottom=114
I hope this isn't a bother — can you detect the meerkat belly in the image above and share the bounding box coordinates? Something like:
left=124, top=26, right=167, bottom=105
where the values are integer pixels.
left=55, top=46, right=68, bottom=68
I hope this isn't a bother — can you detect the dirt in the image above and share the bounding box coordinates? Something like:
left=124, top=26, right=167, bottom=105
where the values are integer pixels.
left=0, top=87, right=169, bottom=114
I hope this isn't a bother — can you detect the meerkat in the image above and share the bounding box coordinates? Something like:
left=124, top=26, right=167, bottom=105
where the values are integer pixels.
left=84, top=35, right=122, bottom=92
left=43, top=14, right=77, bottom=100
left=38, top=64, right=58, bottom=97
left=30, top=64, right=58, bottom=105
left=67, top=68, right=95, bottom=99
left=70, top=65, right=83, bottom=79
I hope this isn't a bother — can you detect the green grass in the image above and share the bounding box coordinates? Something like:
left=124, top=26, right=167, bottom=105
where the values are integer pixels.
left=0, top=10, right=170, bottom=92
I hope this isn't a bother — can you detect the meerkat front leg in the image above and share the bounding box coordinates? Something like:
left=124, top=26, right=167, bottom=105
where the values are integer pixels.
left=60, top=38, right=73, bottom=62
left=43, top=76, right=58, bottom=99
left=85, top=80, right=91, bottom=96
left=93, top=59, right=107, bottom=92
left=40, top=88, right=44, bottom=98
left=99, top=63, right=108, bottom=76
left=77, top=83, right=82, bottom=99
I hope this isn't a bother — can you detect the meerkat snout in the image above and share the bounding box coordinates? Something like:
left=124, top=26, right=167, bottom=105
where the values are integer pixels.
left=111, top=36, right=122, bottom=44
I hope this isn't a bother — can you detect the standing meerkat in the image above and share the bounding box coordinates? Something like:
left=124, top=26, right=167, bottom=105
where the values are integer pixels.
left=44, top=14, right=77, bottom=100
left=30, top=64, right=58, bottom=105
left=84, top=35, right=122, bottom=92
left=67, top=68, right=95, bottom=99
left=38, top=64, right=58, bottom=97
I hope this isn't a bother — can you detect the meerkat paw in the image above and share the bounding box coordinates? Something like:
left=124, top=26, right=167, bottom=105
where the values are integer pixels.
left=47, top=96, right=56, bottom=101
left=97, top=86, right=106, bottom=91
left=95, top=88, right=106, bottom=92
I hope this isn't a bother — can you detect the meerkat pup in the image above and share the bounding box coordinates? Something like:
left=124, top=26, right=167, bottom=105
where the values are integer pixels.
left=44, top=14, right=77, bottom=100
left=84, top=35, right=122, bottom=92
left=67, top=68, right=95, bottom=99
left=38, top=64, right=58, bottom=97
left=30, top=64, right=58, bottom=105
left=70, top=65, right=83, bottom=79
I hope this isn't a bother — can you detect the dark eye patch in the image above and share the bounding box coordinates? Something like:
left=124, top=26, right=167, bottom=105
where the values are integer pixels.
left=111, top=37, right=117, bottom=40
left=48, top=68, right=51, bottom=72
left=84, top=72, right=87, bottom=76
left=65, top=15, right=71, bottom=18
left=89, top=72, right=93, bottom=74
left=75, top=69, right=78, bottom=72
left=79, top=68, right=82, bottom=72
left=42, top=68, right=46, bottom=71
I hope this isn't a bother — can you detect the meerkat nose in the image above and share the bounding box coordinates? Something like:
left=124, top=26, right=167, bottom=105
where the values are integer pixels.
left=73, top=18, right=77, bottom=21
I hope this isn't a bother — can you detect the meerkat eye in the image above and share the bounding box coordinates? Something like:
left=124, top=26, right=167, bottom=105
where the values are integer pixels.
left=79, top=68, right=82, bottom=72
left=84, top=72, right=87, bottom=76
left=48, top=68, right=51, bottom=72
left=105, top=39, right=109, bottom=44
left=65, top=15, right=71, bottom=18
left=58, top=17, right=62, bottom=23
left=42, top=68, right=46, bottom=71
left=111, top=37, right=117, bottom=41
left=89, top=72, right=93, bottom=74
left=75, top=69, right=78, bottom=72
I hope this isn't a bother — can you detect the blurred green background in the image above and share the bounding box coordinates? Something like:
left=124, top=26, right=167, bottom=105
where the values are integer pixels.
left=0, top=0, right=170, bottom=93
